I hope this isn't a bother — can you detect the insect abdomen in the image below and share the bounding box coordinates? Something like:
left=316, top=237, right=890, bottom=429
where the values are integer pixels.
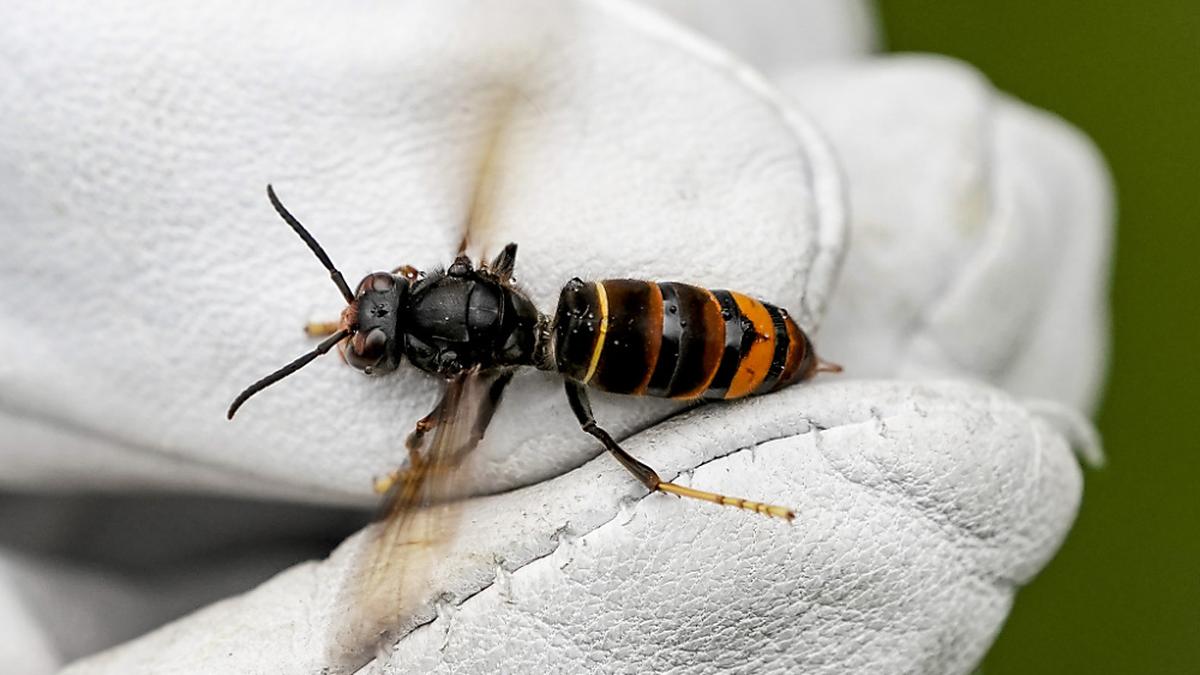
left=553, top=279, right=817, bottom=400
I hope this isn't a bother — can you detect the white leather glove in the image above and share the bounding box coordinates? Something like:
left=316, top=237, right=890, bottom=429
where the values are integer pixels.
left=0, top=1, right=1109, bottom=673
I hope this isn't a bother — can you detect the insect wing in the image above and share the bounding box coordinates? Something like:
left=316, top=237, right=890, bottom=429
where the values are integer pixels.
left=458, top=85, right=522, bottom=260
left=331, top=370, right=504, bottom=669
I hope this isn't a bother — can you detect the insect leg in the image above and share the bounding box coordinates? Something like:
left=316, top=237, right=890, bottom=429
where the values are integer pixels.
left=406, top=408, right=444, bottom=454
left=489, top=243, right=518, bottom=282
left=373, top=387, right=455, bottom=495
left=447, top=254, right=474, bottom=278
left=304, top=321, right=342, bottom=337
left=563, top=380, right=794, bottom=521
left=467, top=370, right=514, bottom=449
left=564, top=380, right=661, bottom=489
left=391, top=264, right=421, bottom=281
left=374, top=371, right=514, bottom=495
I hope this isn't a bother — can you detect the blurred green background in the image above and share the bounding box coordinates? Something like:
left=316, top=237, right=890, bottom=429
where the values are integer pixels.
left=876, top=3, right=1200, bottom=673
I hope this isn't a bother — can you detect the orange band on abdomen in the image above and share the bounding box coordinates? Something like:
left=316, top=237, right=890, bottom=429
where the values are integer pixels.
left=724, top=292, right=776, bottom=399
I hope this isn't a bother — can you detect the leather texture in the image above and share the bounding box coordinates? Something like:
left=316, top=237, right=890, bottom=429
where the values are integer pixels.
left=0, top=0, right=844, bottom=502
left=66, top=381, right=1083, bottom=675
left=0, top=1, right=1110, bottom=673
left=782, top=58, right=1112, bottom=417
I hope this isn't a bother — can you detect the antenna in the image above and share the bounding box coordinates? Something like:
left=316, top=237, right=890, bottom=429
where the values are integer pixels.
left=267, top=184, right=355, bottom=304
left=227, top=328, right=352, bottom=419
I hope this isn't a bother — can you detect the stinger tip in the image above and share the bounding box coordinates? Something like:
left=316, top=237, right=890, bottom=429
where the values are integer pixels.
left=815, top=358, right=843, bottom=374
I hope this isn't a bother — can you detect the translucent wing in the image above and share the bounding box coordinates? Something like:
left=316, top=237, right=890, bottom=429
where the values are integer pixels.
left=456, top=84, right=525, bottom=262
left=330, top=367, right=513, bottom=670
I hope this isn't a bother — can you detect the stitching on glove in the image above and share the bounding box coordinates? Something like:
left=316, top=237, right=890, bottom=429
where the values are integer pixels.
left=661, top=424, right=816, bottom=485
left=397, top=422, right=822, bottom=645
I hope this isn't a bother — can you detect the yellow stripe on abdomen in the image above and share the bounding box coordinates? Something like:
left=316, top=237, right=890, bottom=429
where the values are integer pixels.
left=581, top=281, right=609, bottom=384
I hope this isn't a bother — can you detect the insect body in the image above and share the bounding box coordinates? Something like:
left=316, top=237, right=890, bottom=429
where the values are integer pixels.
left=555, top=279, right=820, bottom=401
left=228, top=186, right=840, bottom=665
left=229, top=186, right=838, bottom=522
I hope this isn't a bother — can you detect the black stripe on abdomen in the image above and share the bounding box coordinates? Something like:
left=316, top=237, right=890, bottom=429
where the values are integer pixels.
left=663, top=283, right=724, bottom=398
left=753, top=302, right=791, bottom=394
left=645, top=282, right=682, bottom=396
left=705, top=290, right=746, bottom=399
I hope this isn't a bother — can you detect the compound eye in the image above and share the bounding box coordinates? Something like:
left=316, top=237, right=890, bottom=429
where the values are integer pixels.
left=359, top=272, right=395, bottom=294
left=346, top=327, right=388, bottom=371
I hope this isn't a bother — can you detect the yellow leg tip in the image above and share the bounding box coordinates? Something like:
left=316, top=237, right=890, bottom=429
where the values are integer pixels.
left=657, top=481, right=794, bottom=521
left=372, top=472, right=399, bottom=495
left=305, top=321, right=341, bottom=337
left=766, top=505, right=796, bottom=522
